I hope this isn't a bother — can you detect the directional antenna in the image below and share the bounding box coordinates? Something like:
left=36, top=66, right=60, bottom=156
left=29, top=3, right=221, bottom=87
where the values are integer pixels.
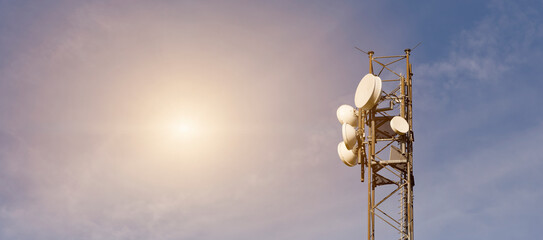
left=336, top=105, right=358, bottom=126
left=342, top=123, right=357, bottom=150
left=355, top=74, right=382, bottom=110
left=368, top=75, right=382, bottom=108
left=337, top=142, right=357, bottom=167
left=390, top=116, right=409, bottom=135
left=355, top=74, right=375, bottom=109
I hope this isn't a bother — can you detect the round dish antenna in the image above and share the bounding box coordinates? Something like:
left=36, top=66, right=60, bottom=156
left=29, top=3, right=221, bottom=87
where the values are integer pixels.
left=390, top=116, right=409, bottom=135
left=367, top=75, right=382, bottom=109
left=337, top=142, right=357, bottom=167
left=342, top=123, right=357, bottom=150
left=336, top=105, right=358, bottom=126
left=355, top=74, right=376, bottom=109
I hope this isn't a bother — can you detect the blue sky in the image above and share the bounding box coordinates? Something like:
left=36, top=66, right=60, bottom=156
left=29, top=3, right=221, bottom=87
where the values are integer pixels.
left=0, top=1, right=542, bottom=239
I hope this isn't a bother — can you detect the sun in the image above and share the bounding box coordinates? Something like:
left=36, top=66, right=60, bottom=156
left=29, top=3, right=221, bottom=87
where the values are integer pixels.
left=174, top=122, right=192, bottom=135
left=170, top=120, right=197, bottom=138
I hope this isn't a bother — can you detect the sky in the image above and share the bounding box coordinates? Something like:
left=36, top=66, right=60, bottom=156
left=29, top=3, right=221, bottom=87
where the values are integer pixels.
left=0, top=0, right=542, bottom=239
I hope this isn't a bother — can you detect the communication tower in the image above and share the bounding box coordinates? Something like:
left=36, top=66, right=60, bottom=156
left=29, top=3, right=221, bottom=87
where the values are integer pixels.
left=336, top=49, right=415, bottom=240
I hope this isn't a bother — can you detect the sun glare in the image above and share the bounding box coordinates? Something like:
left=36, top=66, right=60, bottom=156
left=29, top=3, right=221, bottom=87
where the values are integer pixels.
left=174, top=122, right=193, bottom=136
left=169, top=120, right=197, bottom=139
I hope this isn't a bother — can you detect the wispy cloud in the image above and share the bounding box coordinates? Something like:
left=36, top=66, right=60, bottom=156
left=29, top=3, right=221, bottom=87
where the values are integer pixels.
left=412, top=1, right=543, bottom=239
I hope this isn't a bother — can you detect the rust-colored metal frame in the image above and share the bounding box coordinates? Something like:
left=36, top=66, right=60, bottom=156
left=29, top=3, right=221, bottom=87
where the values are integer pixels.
left=356, top=50, right=414, bottom=240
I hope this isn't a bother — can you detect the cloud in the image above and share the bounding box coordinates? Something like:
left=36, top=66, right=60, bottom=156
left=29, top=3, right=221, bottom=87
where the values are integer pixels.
left=415, top=0, right=543, bottom=110
left=416, top=120, right=543, bottom=240
left=0, top=1, right=368, bottom=239
left=411, top=1, right=543, bottom=239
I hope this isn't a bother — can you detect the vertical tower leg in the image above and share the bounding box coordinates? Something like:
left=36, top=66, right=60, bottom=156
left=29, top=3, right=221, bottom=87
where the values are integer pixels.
left=367, top=51, right=375, bottom=240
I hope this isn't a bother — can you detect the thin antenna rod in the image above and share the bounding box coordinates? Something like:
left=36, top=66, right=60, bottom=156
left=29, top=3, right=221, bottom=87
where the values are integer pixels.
left=411, top=42, right=422, bottom=51
left=355, top=46, right=368, bottom=55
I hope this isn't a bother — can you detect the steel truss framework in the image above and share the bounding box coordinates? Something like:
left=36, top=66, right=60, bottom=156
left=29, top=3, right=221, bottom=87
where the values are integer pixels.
left=357, top=50, right=414, bottom=240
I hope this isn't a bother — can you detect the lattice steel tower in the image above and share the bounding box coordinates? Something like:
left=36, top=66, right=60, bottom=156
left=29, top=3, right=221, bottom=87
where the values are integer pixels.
left=336, top=49, right=414, bottom=240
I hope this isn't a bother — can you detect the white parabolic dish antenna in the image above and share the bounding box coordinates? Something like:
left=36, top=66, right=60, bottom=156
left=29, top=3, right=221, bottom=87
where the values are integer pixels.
left=367, top=75, right=382, bottom=109
left=390, top=116, right=409, bottom=135
left=337, top=142, right=357, bottom=167
left=355, top=74, right=382, bottom=110
left=354, top=74, right=376, bottom=109
left=342, top=123, right=357, bottom=150
left=336, top=105, right=358, bottom=126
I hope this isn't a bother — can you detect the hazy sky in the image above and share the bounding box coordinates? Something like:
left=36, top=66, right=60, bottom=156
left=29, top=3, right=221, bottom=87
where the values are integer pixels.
left=0, top=1, right=542, bottom=239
